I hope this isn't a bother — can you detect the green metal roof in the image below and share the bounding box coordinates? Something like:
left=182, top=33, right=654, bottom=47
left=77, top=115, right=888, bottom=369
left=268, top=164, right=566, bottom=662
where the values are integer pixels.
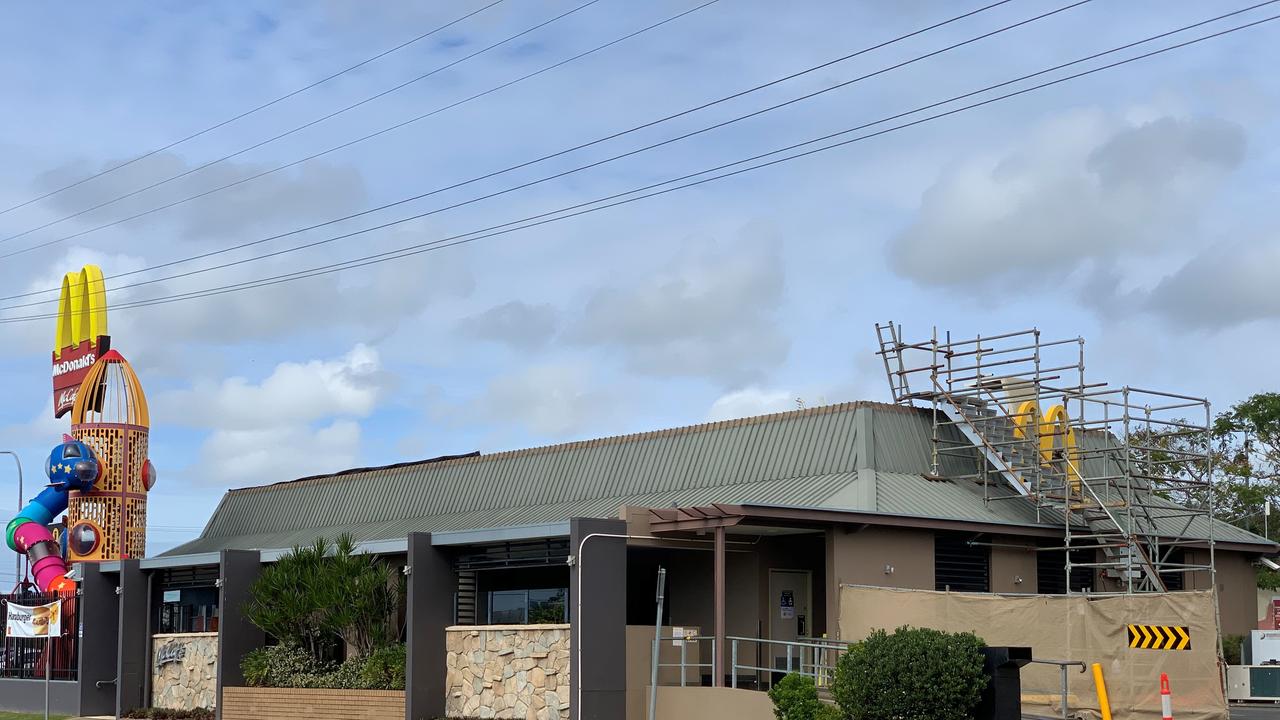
left=161, top=401, right=1272, bottom=556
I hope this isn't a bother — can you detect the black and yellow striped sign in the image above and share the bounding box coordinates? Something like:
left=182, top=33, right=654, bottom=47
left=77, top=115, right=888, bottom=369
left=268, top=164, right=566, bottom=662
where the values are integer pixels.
left=1127, top=624, right=1191, bottom=650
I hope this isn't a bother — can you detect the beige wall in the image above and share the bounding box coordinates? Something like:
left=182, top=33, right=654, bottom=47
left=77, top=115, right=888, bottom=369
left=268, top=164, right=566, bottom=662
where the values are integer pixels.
left=644, top=686, right=774, bottom=720
left=624, top=626, right=706, bottom=720
left=1189, top=550, right=1261, bottom=637
left=991, top=545, right=1038, bottom=594
left=826, top=526, right=934, bottom=640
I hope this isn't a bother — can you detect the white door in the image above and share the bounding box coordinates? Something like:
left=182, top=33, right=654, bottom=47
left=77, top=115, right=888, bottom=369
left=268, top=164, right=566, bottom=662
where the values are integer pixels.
left=768, top=570, right=812, bottom=674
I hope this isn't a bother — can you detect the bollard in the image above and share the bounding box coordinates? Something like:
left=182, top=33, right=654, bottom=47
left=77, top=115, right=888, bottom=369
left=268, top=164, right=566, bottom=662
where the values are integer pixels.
left=1160, top=673, right=1173, bottom=720
left=1092, top=663, right=1113, bottom=720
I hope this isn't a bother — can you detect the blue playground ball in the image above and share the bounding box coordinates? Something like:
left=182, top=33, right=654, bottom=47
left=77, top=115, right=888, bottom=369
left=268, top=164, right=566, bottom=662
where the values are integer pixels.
left=45, top=440, right=100, bottom=491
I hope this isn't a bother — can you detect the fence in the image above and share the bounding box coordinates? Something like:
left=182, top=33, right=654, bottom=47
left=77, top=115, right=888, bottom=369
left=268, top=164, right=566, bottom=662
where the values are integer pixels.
left=652, top=635, right=848, bottom=691
left=0, top=591, right=79, bottom=681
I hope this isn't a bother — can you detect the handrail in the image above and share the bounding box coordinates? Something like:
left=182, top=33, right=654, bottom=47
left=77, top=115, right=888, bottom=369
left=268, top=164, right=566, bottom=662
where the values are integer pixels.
left=1027, top=659, right=1086, bottom=720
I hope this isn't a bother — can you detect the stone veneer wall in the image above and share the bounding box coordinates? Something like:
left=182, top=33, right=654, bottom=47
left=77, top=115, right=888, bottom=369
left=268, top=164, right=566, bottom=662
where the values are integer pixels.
left=151, top=632, right=218, bottom=710
left=445, top=624, right=571, bottom=720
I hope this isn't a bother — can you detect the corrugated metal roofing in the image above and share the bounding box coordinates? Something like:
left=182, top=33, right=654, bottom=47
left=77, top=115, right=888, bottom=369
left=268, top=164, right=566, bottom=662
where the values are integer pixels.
left=162, top=401, right=1272, bottom=556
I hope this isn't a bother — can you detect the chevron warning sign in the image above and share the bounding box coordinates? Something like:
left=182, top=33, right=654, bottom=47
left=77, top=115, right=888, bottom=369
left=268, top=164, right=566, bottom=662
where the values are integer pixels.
left=1128, top=624, right=1191, bottom=650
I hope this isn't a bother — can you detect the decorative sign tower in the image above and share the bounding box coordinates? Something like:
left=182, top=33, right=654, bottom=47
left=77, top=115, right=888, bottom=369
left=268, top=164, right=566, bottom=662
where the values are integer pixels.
left=67, top=349, right=155, bottom=562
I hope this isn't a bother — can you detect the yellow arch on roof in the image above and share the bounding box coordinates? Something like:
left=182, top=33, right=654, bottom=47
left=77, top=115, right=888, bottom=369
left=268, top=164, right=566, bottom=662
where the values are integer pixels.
left=1039, top=404, right=1081, bottom=494
left=55, top=265, right=108, bottom=354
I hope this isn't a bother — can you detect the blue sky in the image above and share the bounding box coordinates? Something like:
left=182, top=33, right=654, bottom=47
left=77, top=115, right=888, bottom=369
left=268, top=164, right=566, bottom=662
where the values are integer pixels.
left=0, top=0, right=1277, bottom=566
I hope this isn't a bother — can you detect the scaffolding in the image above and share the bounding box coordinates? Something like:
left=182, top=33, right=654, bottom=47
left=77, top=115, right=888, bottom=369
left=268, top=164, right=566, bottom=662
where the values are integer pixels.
left=874, top=322, right=1216, bottom=595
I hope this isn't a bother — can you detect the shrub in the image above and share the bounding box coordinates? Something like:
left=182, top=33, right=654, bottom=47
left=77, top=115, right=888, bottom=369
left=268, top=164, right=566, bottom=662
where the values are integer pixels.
left=832, top=626, right=986, bottom=720
left=245, top=534, right=403, bottom=663
left=769, top=673, right=823, bottom=720
left=123, top=709, right=215, bottom=719
left=1223, top=633, right=1245, bottom=665
left=241, top=642, right=407, bottom=690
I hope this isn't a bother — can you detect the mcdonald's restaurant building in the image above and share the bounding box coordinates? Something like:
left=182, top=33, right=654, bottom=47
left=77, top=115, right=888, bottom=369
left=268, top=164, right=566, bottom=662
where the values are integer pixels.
left=2, top=401, right=1274, bottom=719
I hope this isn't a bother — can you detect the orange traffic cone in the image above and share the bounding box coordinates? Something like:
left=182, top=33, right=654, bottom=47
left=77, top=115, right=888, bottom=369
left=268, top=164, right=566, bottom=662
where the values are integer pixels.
left=1161, top=673, right=1173, bottom=720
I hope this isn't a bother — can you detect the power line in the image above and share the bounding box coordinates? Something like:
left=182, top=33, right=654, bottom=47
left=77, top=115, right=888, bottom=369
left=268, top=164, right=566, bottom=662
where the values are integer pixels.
left=4, top=7, right=1271, bottom=325
left=0, top=0, right=721, bottom=263
left=0, top=0, right=507, bottom=220
left=1, top=0, right=1046, bottom=299
left=0, top=0, right=605, bottom=248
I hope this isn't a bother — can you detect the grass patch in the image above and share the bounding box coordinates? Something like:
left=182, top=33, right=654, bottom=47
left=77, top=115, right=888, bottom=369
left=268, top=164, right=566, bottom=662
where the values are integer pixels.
left=0, top=712, right=70, bottom=720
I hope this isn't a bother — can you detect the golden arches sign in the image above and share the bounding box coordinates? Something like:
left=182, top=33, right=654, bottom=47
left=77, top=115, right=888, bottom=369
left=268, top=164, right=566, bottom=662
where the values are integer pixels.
left=1011, top=399, right=1082, bottom=492
left=51, top=265, right=111, bottom=418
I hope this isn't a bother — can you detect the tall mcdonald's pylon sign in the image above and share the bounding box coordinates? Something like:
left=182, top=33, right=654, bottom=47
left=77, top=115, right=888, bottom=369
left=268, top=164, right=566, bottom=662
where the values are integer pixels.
left=51, top=265, right=110, bottom=417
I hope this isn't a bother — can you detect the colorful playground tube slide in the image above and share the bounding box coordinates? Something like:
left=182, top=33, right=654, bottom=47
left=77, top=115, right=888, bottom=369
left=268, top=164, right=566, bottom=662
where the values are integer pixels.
left=4, top=439, right=100, bottom=594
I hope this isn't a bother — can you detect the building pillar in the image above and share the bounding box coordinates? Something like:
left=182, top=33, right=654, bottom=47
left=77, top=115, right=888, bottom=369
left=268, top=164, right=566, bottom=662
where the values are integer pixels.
left=78, top=562, right=120, bottom=716
left=216, top=550, right=263, bottom=720
left=713, top=525, right=726, bottom=687
left=569, top=518, right=626, bottom=720
left=406, top=533, right=454, bottom=720
left=116, top=559, right=148, bottom=716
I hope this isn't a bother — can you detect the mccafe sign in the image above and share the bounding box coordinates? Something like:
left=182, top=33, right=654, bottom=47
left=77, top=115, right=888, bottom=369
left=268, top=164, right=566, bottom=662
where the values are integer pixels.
left=52, top=265, right=110, bottom=418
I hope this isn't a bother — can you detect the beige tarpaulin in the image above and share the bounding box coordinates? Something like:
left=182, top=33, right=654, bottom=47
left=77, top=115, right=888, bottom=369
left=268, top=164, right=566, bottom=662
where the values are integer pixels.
left=839, top=586, right=1226, bottom=720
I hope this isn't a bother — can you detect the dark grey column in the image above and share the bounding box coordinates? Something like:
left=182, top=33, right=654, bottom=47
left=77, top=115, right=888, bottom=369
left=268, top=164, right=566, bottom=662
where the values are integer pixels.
left=116, top=559, right=148, bottom=716
left=405, top=533, right=454, bottom=720
left=569, top=518, right=626, bottom=720
left=216, top=550, right=264, bottom=720
left=78, top=562, right=120, bottom=716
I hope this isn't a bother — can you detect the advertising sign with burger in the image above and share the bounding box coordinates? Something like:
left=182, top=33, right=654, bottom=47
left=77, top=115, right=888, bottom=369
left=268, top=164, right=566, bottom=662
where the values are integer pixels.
left=6, top=601, right=61, bottom=638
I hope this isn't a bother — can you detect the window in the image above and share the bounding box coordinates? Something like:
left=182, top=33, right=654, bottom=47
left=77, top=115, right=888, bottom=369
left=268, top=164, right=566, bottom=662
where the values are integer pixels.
left=934, top=532, right=990, bottom=592
left=486, top=588, right=568, bottom=624
left=1037, top=548, right=1094, bottom=594
left=155, top=586, right=219, bottom=634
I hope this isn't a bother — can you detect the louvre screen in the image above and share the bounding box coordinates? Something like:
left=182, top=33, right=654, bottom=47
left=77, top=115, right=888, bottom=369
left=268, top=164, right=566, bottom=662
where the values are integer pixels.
left=934, top=532, right=989, bottom=592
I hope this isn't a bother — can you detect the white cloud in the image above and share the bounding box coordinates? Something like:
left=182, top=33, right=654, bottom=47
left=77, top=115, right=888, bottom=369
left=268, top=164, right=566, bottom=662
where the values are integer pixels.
left=1142, top=236, right=1280, bottom=329
left=570, top=228, right=788, bottom=386
left=888, top=113, right=1246, bottom=287
left=200, top=420, right=361, bottom=487
left=706, top=386, right=796, bottom=422
left=457, top=300, right=558, bottom=350
left=473, top=363, right=612, bottom=437
left=156, top=343, right=387, bottom=430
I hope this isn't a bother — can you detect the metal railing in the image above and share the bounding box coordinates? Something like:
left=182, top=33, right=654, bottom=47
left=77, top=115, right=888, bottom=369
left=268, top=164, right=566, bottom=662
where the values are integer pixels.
left=653, top=635, right=849, bottom=690
left=1028, top=658, right=1087, bottom=720
left=0, top=593, right=79, bottom=681
left=729, top=636, right=848, bottom=689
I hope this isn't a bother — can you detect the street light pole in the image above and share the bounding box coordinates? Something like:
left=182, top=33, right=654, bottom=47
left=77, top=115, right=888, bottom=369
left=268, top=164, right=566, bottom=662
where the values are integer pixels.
left=1, top=451, right=23, bottom=587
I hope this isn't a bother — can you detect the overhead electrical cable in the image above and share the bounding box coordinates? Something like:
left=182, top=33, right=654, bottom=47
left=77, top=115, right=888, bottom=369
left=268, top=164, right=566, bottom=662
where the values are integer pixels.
left=0, top=0, right=721, bottom=262
left=1, top=0, right=1063, bottom=301
left=2, top=9, right=1271, bottom=324
left=0, top=0, right=507, bottom=219
left=0, top=0, right=605, bottom=247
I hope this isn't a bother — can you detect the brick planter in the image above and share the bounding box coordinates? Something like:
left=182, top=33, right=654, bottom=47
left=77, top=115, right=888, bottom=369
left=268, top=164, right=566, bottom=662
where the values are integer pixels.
left=221, top=687, right=406, bottom=720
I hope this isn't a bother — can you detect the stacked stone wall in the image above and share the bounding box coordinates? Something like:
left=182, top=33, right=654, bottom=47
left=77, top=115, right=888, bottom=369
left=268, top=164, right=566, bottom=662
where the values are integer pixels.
left=151, top=632, right=218, bottom=710
left=445, top=624, right=571, bottom=720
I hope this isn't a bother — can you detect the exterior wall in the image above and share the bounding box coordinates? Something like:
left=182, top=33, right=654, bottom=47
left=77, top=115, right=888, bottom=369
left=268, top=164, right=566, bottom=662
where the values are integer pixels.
left=221, top=687, right=404, bottom=720
left=623, top=625, right=705, bottom=720
left=0, top=679, right=81, bottom=716
left=151, top=632, right=218, bottom=710
left=445, top=624, right=571, bottom=720
left=645, top=686, right=774, bottom=720
left=1185, top=549, right=1259, bottom=637
left=827, top=526, right=933, bottom=640
left=991, top=544, right=1038, bottom=594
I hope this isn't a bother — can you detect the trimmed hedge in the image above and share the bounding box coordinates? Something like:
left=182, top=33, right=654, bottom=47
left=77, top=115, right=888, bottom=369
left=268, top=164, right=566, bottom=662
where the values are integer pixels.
left=241, top=642, right=406, bottom=690
left=768, top=673, right=841, bottom=720
left=832, top=626, right=987, bottom=720
left=124, top=709, right=215, bottom=719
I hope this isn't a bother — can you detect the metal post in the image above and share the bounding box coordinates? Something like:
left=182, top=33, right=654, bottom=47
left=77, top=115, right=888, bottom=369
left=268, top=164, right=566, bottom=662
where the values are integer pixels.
left=1060, top=665, right=1069, bottom=720
left=680, top=639, right=687, bottom=688
left=648, top=567, right=666, bottom=720
left=731, top=639, right=738, bottom=689
left=713, top=526, right=726, bottom=687
left=786, top=644, right=793, bottom=674
left=1, top=451, right=22, bottom=587
left=44, top=617, right=51, bottom=720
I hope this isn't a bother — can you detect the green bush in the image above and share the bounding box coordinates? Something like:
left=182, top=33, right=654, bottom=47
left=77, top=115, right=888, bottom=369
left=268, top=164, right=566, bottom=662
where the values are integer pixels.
left=832, top=626, right=987, bottom=720
left=815, top=704, right=842, bottom=720
left=245, top=535, right=403, bottom=665
left=123, top=709, right=215, bottom=719
left=1223, top=633, right=1245, bottom=665
left=241, top=642, right=407, bottom=690
left=769, top=673, right=822, bottom=720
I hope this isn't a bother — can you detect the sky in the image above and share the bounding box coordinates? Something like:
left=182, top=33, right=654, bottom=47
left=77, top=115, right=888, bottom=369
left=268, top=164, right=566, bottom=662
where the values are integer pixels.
left=0, top=0, right=1277, bottom=566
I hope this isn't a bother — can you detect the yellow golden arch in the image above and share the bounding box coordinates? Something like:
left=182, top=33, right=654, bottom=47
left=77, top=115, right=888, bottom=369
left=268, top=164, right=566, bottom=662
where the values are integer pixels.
left=54, top=265, right=108, bottom=355
left=1011, top=400, right=1081, bottom=493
